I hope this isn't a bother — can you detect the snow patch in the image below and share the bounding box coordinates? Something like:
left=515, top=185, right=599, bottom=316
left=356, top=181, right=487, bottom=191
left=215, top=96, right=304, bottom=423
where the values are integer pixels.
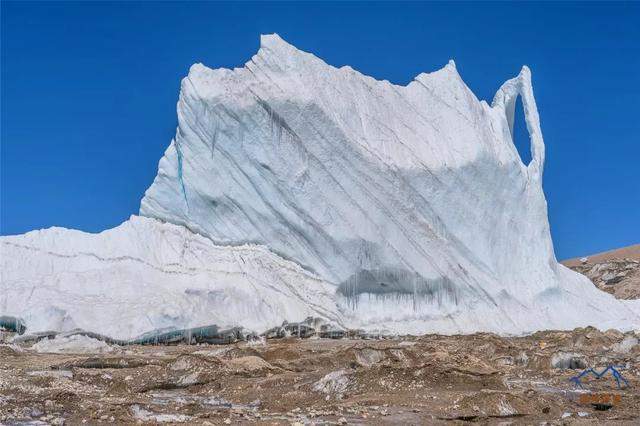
left=31, top=335, right=117, bottom=354
left=497, top=398, right=516, bottom=416
left=130, top=405, right=192, bottom=423
left=313, top=369, right=350, bottom=399
left=612, top=335, right=638, bottom=354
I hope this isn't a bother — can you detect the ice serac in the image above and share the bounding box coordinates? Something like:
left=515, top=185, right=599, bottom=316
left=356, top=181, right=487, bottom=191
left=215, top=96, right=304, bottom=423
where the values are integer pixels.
left=2, top=34, right=639, bottom=337
left=138, top=34, right=639, bottom=332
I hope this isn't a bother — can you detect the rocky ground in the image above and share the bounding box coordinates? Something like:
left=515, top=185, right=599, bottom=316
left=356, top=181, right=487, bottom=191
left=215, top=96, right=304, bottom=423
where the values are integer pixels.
left=1, top=327, right=639, bottom=425
left=564, top=244, right=640, bottom=300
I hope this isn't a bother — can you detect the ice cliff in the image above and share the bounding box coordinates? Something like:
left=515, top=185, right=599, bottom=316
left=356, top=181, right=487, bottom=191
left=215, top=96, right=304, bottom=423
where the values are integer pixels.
left=2, top=34, right=639, bottom=338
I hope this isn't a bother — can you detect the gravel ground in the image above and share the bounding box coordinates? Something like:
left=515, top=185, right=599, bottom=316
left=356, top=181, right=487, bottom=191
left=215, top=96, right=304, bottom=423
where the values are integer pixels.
left=1, top=326, right=639, bottom=425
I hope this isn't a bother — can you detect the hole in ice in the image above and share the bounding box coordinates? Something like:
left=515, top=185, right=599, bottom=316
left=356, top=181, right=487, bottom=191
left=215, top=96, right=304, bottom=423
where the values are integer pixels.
left=512, top=95, right=532, bottom=165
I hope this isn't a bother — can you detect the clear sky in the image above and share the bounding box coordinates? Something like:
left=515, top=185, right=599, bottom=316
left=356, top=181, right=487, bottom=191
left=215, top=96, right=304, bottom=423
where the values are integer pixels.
left=1, top=1, right=638, bottom=259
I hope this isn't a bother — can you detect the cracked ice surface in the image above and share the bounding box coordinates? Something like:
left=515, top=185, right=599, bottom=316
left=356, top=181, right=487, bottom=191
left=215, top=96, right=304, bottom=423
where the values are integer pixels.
left=2, top=34, right=639, bottom=338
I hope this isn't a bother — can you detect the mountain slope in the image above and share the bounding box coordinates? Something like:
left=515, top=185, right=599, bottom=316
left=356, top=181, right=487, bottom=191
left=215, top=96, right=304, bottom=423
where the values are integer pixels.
left=563, top=244, right=640, bottom=267
left=563, top=244, right=640, bottom=300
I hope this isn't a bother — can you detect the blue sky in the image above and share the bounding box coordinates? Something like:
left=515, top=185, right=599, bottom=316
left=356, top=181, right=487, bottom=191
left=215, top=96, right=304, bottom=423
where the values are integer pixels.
left=1, top=1, right=638, bottom=259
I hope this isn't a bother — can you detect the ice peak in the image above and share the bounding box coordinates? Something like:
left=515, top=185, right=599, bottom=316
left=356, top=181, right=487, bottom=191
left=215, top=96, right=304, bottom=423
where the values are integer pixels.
left=260, top=33, right=286, bottom=47
left=413, top=59, right=462, bottom=85
left=188, top=62, right=208, bottom=75
left=258, top=33, right=298, bottom=56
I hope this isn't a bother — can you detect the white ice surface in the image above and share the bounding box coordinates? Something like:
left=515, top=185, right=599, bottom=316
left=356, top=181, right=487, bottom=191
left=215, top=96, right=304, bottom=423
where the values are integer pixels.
left=31, top=334, right=117, bottom=354
left=2, top=216, right=638, bottom=338
left=1, top=216, right=340, bottom=340
left=2, top=34, right=639, bottom=338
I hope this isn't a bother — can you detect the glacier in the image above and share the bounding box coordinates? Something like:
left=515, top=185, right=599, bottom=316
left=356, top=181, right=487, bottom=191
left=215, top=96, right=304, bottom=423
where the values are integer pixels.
left=1, top=216, right=341, bottom=340
left=2, top=34, right=639, bottom=339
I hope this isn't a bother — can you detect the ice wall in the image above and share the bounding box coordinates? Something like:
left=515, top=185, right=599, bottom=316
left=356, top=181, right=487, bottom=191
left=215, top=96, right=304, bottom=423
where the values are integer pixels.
left=140, top=34, right=573, bottom=315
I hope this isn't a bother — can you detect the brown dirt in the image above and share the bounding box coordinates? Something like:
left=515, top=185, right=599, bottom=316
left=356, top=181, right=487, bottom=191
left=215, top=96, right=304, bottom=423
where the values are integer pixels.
left=562, top=244, right=640, bottom=299
left=1, top=327, right=639, bottom=425
left=563, top=244, right=640, bottom=267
